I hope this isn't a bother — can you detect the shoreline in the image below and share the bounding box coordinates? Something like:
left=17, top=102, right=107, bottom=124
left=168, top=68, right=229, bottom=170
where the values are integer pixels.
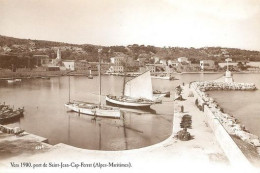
left=0, top=70, right=260, bottom=81
left=190, top=81, right=260, bottom=166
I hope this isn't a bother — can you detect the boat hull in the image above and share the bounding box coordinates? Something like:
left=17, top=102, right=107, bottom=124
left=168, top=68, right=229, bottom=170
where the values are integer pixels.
left=64, top=103, right=121, bottom=118
left=0, top=110, right=23, bottom=124
left=106, top=96, right=153, bottom=108
left=151, top=76, right=170, bottom=80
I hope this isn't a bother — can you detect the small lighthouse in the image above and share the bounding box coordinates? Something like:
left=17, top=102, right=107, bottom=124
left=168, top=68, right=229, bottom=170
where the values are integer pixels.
left=224, top=58, right=233, bottom=83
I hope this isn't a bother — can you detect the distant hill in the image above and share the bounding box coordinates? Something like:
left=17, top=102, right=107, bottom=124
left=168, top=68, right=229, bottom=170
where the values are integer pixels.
left=0, top=35, right=260, bottom=64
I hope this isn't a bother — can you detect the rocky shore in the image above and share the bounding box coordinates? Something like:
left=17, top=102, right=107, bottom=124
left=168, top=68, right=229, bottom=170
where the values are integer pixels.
left=192, top=81, right=256, bottom=91
left=191, top=81, right=260, bottom=156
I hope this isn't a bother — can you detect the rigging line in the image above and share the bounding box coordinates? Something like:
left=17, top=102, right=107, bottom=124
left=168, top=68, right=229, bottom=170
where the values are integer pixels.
left=83, top=92, right=107, bottom=97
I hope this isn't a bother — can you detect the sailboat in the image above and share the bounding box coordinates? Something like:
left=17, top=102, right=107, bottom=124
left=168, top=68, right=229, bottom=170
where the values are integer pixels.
left=65, top=49, right=121, bottom=118
left=106, top=71, right=157, bottom=108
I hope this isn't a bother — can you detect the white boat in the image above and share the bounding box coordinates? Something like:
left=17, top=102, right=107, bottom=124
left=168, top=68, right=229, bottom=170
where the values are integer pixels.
left=151, top=75, right=178, bottom=80
left=7, top=79, right=21, bottom=83
left=7, top=79, right=15, bottom=83
left=14, top=79, right=22, bottom=82
left=65, top=49, right=121, bottom=118
left=151, top=75, right=170, bottom=80
left=106, top=71, right=156, bottom=108
left=65, top=102, right=120, bottom=118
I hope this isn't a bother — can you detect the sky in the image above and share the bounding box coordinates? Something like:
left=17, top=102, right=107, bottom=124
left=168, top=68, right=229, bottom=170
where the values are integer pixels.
left=0, top=0, right=260, bottom=51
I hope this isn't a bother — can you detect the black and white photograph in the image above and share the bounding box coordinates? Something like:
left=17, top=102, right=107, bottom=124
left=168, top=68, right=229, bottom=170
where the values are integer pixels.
left=0, top=0, right=260, bottom=172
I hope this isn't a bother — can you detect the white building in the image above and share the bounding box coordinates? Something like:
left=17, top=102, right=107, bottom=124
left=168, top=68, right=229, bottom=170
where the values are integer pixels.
left=145, top=64, right=156, bottom=73
left=168, top=60, right=179, bottom=67
left=110, top=57, right=124, bottom=65
left=62, top=60, right=75, bottom=71
left=108, top=66, right=124, bottom=73
left=218, top=62, right=238, bottom=68
left=200, top=60, right=215, bottom=71
left=159, top=59, right=167, bottom=65
left=177, top=57, right=188, bottom=63
left=151, top=56, right=160, bottom=63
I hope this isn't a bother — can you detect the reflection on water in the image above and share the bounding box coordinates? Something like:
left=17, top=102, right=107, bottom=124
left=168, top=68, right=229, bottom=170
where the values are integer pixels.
left=1, top=73, right=259, bottom=150
left=0, top=76, right=176, bottom=150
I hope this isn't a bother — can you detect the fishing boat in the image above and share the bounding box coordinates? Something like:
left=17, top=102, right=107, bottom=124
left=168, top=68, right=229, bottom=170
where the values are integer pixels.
left=65, top=49, right=121, bottom=118
left=7, top=78, right=22, bottom=83
left=151, top=74, right=178, bottom=81
left=153, top=90, right=170, bottom=97
left=151, top=75, right=171, bottom=80
left=0, top=108, right=24, bottom=124
left=41, top=76, right=50, bottom=80
left=106, top=71, right=156, bottom=108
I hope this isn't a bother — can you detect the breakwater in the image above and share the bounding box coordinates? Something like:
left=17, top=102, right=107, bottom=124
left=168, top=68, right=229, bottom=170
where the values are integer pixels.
left=193, top=81, right=256, bottom=91
left=191, top=81, right=259, bottom=166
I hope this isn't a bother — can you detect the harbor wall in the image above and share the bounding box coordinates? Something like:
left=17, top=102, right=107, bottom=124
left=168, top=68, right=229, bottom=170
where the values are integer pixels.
left=190, top=83, right=253, bottom=167
left=203, top=105, right=251, bottom=167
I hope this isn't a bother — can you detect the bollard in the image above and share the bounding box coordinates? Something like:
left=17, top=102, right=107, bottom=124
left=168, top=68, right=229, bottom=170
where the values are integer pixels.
left=181, top=105, right=184, bottom=113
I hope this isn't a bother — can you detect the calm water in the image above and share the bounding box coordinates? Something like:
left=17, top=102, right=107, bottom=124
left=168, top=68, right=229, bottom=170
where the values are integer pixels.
left=207, top=73, right=260, bottom=138
left=0, top=75, right=179, bottom=151
left=0, top=73, right=259, bottom=150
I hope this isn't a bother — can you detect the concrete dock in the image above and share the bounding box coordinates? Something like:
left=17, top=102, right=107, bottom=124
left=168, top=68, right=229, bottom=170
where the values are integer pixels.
left=0, top=84, right=258, bottom=173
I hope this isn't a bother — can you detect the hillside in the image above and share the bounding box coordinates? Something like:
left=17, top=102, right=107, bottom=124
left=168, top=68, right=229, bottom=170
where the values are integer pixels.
left=1, top=35, right=260, bottom=65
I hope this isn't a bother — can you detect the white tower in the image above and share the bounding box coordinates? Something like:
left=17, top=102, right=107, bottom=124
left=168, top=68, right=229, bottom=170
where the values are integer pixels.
left=57, top=48, right=61, bottom=60
left=225, top=58, right=233, bottom=83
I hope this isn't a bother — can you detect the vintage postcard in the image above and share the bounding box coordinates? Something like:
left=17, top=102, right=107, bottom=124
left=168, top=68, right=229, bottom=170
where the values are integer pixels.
left=0, top=0, right=259, bottom=173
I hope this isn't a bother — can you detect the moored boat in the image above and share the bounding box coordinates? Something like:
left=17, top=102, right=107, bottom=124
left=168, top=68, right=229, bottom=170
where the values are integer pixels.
left=65, top=101, right=120, bottom=118
left=106, top=71, right=156, bottom=108
left=151, top=75, right=170, bottom=80
left=7, top=78, right=22, bottom=83
left=65, top=49, right=121, bottom=118
left=0, top=108, right=24, bottom=124
left=153, top=90, right=170, bottom=97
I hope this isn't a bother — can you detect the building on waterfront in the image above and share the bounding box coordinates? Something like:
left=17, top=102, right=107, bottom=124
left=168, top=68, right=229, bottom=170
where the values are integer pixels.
left=218, top=62, right=238, bottom=70
left=159, top=59, right=167, bottom=66
left=151, top=56, right=160, bottom=64
left=108, top=65, right=124, bottom=73
left=145, top=64, right=166, bottom=73
left=145, top=64, right=156, bottom=73
left=33, top=55, right=50, bottom=66
left=75, top=60, right=89, bottom=71
left=109, top=56, right=125, bottom=73
left=190, top=63, right=201, bottom=71
left=177, top=57, right=189, bottom=63
left=137, top=57, right=149, bottom=67
left=110, top=56, right=125, bottom=65
left=88, top=62, right=99, bottom=71
left=167, top=60, right=178, bottom=67
left=200, top=60, right=215, bottom=71
left=62, top=60, right=75, bottom=71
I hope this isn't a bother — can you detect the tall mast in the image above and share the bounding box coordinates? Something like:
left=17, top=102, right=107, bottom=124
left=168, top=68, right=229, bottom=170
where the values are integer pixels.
left=122, top=57, right=128, bottom=96
left=98, top=49, right=102, bottom=107
left=68, top=65, right=71, bottom=103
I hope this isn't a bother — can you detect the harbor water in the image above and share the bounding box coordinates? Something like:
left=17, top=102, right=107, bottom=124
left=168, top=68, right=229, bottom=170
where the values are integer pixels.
left=0, top=73, right=259, bottom=150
